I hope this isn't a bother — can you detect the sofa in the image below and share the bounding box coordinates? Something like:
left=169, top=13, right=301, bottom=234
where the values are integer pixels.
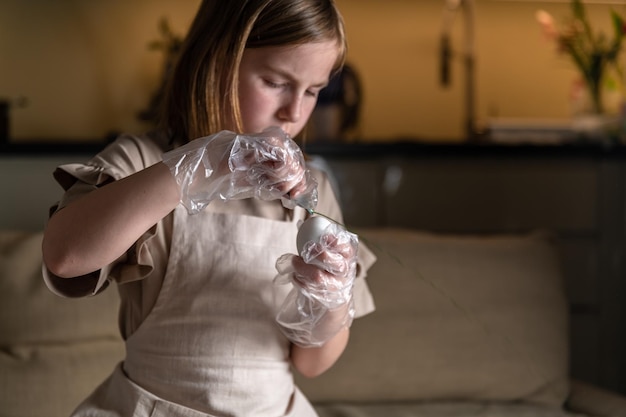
left=2, top=226, right=626, bottom=417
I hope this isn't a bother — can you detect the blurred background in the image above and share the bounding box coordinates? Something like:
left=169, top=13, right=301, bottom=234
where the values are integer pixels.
left=1, top=0, right=625, bottom=144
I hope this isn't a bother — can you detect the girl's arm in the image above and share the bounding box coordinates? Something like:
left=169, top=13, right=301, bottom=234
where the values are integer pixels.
left=44, top=129, right=316, bottom=279
left=290, top=319, right=350, bottom=378
left=42, top=162, right=180, bottom=278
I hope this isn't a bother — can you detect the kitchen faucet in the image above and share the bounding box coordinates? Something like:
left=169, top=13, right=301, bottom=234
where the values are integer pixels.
left=440, top=0, right=478, bottom=142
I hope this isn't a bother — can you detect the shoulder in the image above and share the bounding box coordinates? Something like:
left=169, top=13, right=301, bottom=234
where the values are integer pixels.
left=308, top=165, right=333, bottom=201
left=90, top=130, right=170, bottom=179
left=53, top=131, right=169, bottom=191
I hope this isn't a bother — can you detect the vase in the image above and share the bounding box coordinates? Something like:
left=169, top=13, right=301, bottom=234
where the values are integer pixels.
left=571, top=112, right=619, bottom=143
left=570, top=75, right=623, bottom=144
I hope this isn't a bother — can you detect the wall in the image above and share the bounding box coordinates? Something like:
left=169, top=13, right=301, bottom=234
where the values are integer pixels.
left=0, top=0, right=201, bottom=142
left=1, top=0, right=625, bottom=143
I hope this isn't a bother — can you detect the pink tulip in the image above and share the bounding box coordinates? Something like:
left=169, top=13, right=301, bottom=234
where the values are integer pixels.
left=536, top=10, right=558, bottom=41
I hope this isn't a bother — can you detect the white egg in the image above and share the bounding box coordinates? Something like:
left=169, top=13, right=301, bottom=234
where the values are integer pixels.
left=297, top=216, right=334, bottom=253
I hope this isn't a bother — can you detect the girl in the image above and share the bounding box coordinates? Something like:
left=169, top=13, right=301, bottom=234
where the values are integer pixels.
left=42, top=1, right=376, bottom=416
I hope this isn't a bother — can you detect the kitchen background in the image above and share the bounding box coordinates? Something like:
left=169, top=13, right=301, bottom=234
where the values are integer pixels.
left=1, top=0, right=625, bottom=143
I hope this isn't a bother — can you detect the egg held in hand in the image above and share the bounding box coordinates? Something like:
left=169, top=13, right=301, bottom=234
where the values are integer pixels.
left=296, top=216, right=335, bottom=254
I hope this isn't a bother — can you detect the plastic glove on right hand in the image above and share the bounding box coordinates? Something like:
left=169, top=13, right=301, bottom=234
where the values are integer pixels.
left=162, top=127, right=318, bottom=214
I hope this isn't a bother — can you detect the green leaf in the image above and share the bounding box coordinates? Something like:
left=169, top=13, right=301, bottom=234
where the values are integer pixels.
left=611, top=10, right=624, bottom=40
left=571, top=0, right=585, bottom=21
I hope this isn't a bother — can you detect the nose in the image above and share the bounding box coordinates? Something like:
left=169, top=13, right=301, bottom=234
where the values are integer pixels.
left=277, top=94, right=303, bottom=125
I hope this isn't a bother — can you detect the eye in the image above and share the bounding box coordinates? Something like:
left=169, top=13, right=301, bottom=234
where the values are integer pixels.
left=305, top=89, right=319, bottom=98
left=306, top=86, right=326, bottom=98
left=264, top=79, right=287, bottom=89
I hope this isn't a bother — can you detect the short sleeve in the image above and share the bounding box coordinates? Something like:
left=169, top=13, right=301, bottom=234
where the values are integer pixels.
left=352, top=239, right=376, bottom=318
left=43, top=132, right=169, bottom=298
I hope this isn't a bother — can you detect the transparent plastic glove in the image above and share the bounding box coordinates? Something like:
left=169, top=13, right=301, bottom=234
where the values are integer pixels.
left=162, top=126, right=318, bottom=214
left=274, top=219, right=358, bottom=347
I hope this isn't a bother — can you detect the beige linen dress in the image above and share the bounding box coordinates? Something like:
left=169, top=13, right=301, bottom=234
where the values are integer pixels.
left=43, top=131, right=376, bottom=417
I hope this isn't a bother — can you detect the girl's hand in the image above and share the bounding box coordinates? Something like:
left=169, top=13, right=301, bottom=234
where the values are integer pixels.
left=290, top=225, right=358, bottom=307
left=229, top=127, right=318, bottom=210
left=274, top=220, right=358, bottom=347
left=162, top=126, right=317, bottom=214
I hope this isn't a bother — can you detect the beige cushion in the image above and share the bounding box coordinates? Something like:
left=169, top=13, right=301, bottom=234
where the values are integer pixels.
left=0, top=231, right=124, bottom=416
left=315, top=402, right=580, bottom=417
left=0, top=339, right=124, bottom=417
left=298, top=229, right=570, bottom=407
left=0, top=231, right=120, bottom=344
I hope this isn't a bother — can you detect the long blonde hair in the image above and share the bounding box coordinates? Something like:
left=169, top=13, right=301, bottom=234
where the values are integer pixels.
left=161, top=0, right=347, bottom=143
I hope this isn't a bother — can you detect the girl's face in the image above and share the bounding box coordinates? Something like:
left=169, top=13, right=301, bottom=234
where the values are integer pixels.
left=237, top=40, right=340, bottom=138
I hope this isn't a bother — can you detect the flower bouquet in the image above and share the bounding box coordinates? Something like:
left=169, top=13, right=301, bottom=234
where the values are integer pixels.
left=536, top=0, right=625, bottom=116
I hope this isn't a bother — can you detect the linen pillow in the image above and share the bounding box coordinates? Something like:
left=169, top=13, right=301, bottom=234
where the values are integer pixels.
left=0, top=231, right=120, bottom=345
left=0, top=231, right=124, bottom=417
left=297, top=228, right=570, bottom=407
left=0, top=339, right=124, bottom=417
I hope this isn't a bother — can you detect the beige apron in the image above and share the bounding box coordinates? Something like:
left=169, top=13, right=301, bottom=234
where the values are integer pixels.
left=72, top=204, right=317, bottom=417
